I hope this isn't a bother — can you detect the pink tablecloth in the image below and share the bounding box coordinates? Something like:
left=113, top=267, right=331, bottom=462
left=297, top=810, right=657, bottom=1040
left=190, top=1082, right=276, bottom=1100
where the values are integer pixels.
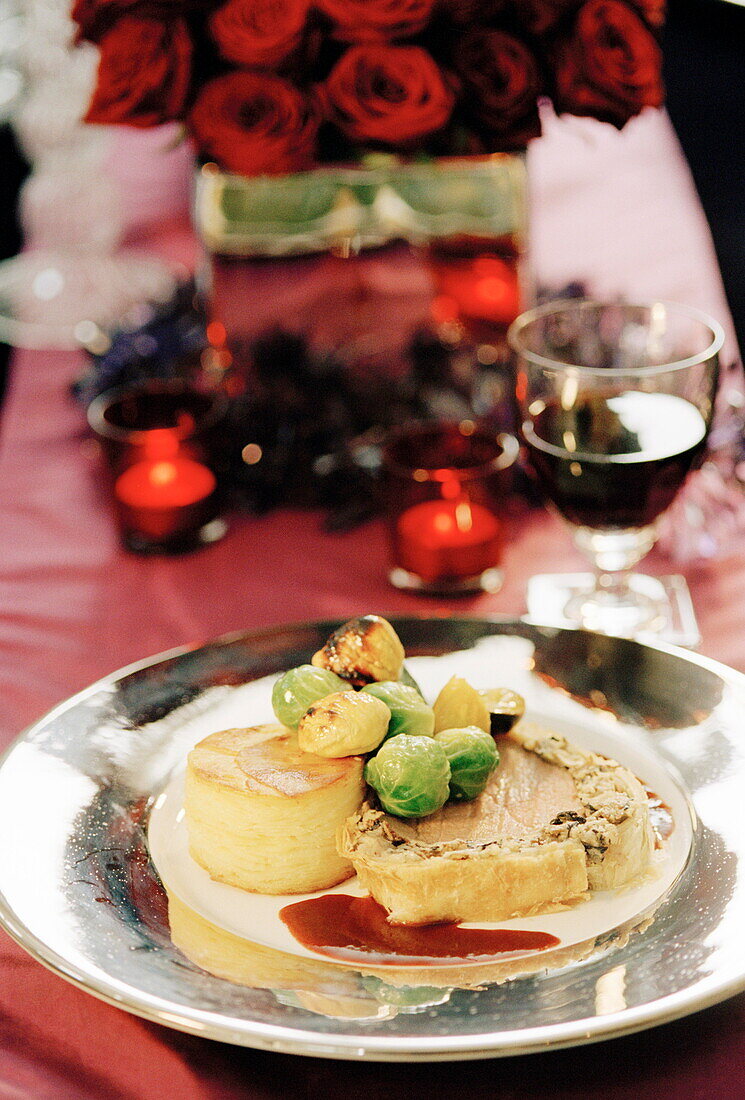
left=1, top=109, right=744, bottom=1098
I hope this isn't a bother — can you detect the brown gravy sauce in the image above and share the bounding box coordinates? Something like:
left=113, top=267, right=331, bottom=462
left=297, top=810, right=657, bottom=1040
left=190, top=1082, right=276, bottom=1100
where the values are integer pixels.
left=279, top=782, right=672, bottom=964
left=279, top=894, right=559, bottom=966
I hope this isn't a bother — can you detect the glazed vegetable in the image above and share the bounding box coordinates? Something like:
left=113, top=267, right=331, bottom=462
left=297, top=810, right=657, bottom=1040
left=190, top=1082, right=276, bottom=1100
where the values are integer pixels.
left=297, top=690, right=390, bottom=757
left=432, top=675, right=490, bottom=734
left=480, top=688, right=526, bottom=735
left=434, top=726, right=500, bottom=801
left=271, top=665, right=347, bottom=729
left=311, top=615, right=405, bottom=687
left=365, top=735, right=451, bottom=818
left=362, top=681, right=435, bottom=740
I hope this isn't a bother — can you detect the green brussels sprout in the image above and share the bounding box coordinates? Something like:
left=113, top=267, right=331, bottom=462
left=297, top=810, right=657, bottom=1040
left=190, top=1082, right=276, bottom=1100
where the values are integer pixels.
left=365, top=735, right=450, bottom=818
left=271, top=664, right=347, bottom=729
left=362, top=681, right=435, bottom=740
left=399, top=664, right=424, bottom=698
left=434, top=726, right=500, bottom=802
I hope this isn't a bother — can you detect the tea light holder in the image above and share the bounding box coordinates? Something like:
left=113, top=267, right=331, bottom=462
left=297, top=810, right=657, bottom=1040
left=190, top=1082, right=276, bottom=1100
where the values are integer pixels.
left=382, top=420, right=518, bottom=595
left=88, top=380, right=228, bottom=554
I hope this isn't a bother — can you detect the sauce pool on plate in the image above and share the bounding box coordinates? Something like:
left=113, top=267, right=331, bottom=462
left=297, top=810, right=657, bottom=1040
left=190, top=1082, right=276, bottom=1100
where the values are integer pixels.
left=279, top=893, right=559, bottom=965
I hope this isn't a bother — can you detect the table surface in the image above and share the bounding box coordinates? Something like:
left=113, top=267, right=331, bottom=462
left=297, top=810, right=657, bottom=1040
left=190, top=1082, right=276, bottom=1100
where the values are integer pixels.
left=2, top=108, right=745, bottom=1099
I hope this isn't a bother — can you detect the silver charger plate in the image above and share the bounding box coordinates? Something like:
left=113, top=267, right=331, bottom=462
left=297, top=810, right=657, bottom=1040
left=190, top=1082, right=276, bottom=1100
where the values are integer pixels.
left=1, top=617, right=745, bottom=1061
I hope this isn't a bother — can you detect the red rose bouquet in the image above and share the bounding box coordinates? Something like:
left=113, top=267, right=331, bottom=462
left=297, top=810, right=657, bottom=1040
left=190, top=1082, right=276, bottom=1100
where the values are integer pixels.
left=74, top=0, right=664, bottom=175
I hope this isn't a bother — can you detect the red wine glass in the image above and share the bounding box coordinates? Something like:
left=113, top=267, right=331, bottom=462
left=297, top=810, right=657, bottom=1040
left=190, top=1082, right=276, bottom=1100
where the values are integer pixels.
left=509, top=299, right=723, bottom=639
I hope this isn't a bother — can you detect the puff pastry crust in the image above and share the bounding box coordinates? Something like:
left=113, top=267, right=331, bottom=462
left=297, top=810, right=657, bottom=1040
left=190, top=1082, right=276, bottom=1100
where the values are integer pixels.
left=338, top=723, right=655, bottom=924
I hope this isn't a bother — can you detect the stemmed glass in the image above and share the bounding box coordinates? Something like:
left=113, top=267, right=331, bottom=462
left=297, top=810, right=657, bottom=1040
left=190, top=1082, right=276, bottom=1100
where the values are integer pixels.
left=509, top=299, right=723, bottom=641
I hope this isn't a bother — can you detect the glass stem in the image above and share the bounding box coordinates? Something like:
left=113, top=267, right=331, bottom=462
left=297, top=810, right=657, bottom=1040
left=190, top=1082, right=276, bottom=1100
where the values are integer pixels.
left=564, top=524, right=664, bottom=635
left=573, top=524, right=658, bottom=577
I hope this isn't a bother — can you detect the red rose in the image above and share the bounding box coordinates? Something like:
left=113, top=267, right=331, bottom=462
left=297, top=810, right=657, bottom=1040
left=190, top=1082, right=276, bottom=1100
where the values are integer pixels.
left=84, top=16, right=192, bottom=126
left=72, top=0, right=214, bottom=43
left=315, top=0, right=435, bottom=42
left=439, top=0, right=508, bottom=25
left=630, top=0, right=665, bottom=26
left=209, top=0, right=311, bottom=68
left=514, top=0, right=583, bottom=35
left=453, top=30, right=543, bottom=149
left=188, top=71, right=319, bottom=175
left=73, top=0, right=134, bottom=42
left=552, top=0, right=664, bottom=127
left=320, top=45, right=455, bottom=147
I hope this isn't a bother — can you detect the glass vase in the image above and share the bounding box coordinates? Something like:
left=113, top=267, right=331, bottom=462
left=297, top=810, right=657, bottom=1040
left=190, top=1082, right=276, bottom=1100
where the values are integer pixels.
left=192, top=156, right=529, bottom=410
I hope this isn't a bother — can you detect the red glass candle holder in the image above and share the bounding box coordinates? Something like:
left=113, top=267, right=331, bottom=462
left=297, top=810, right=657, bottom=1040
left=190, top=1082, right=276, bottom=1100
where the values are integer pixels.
left=427, top=234, right=524, bottom=346
left=383, top=420, right=519, bottom=595
left=88, top=380, right=228, bottom=554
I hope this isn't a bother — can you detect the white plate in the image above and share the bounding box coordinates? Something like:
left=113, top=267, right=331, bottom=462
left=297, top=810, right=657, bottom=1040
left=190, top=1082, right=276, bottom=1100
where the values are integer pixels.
left=1, top=618, right=744, bottom=1060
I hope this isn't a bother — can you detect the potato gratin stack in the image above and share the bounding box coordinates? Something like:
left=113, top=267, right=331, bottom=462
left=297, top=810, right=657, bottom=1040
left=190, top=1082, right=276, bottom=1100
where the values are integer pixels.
left=185, top=616, right=655, bottom=925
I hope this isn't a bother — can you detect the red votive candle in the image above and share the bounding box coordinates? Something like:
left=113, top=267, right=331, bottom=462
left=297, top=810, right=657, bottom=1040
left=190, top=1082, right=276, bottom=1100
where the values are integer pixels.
left=114, top=454, right=217, bottom=541
left=427, top=236, right=523, bottom=344
left=87, top=381, right=227, bottom=554
left=396, top=498, right=502, bottom=583
left=383, top=420, right=518, bottom=595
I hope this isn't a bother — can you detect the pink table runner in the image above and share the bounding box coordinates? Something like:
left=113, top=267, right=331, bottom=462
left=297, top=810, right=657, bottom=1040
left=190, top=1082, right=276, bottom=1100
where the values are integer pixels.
left=1, top=108, right=744, bottom=1097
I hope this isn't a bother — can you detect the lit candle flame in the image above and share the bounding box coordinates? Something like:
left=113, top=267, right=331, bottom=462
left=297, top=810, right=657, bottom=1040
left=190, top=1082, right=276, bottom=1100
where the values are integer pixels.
left=148, top=461, right=178, bottom=486
left=454, top=501, right=474, bottom=532
left=433, top=510, right=454, bottom=534
left=475, top=276, right=509, bottom=306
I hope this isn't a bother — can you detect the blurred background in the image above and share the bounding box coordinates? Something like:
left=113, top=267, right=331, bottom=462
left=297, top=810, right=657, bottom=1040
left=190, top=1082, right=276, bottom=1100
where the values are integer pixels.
left=663, top=0, right=744, bottom=358
left=0, top=0, right=742, bottom=414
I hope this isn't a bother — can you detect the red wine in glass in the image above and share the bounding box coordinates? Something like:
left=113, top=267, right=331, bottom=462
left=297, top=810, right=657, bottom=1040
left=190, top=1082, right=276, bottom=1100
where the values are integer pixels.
left=522, top=390, right=708, bottom=530
left=509, top=299, right=722, bottom=640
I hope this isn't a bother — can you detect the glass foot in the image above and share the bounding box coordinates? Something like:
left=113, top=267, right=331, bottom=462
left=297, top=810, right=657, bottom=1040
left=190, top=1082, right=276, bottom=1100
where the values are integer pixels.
left=389, top=565, right=504, bottom=597
left=123, top=517, right=228, bottom=556
left=526, top=572, right=700, bottom=647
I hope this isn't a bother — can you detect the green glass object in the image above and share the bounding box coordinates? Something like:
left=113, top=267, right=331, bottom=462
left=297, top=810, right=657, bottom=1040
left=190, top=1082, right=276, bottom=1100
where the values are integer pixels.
left=362, top=681, right=435, bottom=740
left=434, top=726, right=500, bottom=801
left=365, top=735, right=451, bottom=818
left=194, top=157, right=527, bottom=257
left=271, top=664, right=347, bottom=729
